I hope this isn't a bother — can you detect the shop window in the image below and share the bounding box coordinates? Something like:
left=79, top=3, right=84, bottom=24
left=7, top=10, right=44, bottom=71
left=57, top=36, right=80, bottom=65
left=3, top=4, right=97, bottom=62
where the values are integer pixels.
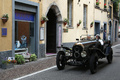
left=83, top=4, right=87, bottom=29
left=15, top=21, right=35, bottom=54
left=67, top=0, right=73, bottom=27
left=15, top=11, right=35, bottom=54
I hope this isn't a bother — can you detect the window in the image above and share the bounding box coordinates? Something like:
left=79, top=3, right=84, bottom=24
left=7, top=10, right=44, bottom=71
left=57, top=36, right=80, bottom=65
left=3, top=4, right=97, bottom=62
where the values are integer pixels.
left=109, top=6, right=112, bottom=18
left=68, top=0, right=73, bottom=27
left=83, top=4, right=87, bottom=28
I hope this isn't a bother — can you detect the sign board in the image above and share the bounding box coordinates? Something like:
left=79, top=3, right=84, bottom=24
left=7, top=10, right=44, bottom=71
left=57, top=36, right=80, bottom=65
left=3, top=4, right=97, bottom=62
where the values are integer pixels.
left=2, top=28, right=7, bottom=36
left=40, top=27, right=44, bottom=40
left=58, top=25, right=62, bottom=47
left=63, top=28, right=68, bottom=32
left=15, top=11, right=34, bottom=21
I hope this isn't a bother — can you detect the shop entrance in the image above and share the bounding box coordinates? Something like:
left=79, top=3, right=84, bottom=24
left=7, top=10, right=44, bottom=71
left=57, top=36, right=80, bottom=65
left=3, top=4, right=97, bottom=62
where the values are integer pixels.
left=15, top=11, right=35, bottom=54
left=46, top=8, right=57, bottom=54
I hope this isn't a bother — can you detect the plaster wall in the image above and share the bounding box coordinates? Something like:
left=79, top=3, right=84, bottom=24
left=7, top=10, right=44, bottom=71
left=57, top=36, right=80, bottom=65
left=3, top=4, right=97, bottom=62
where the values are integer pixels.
left=0, top=0, right=12, bottom=51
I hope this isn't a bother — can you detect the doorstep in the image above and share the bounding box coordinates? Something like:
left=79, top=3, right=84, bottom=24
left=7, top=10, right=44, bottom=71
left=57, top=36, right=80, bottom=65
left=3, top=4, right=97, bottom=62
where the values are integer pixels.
left=0, top=56, right=56, bottom=80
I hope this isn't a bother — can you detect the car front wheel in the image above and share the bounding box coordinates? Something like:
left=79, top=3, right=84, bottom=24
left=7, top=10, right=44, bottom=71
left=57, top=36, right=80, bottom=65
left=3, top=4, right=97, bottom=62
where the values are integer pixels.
left=107, top=49, right=113, bottom=64
left=56, top=51, right=65, bottom=70
left=90, top=53, right=98, bottom=74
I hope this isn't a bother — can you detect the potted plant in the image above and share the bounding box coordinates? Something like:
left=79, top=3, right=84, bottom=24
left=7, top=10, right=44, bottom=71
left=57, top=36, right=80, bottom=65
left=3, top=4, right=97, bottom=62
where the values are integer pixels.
left=77, top=20, right=82, bottom=27
left=15, top=54, right=25, bottom=64
left=30, top=53, right=37, bottom=61
left=41, top=16, right=48, bottom=25
left=1, top=59, right=17, bottom=69
left=96, top=0, right=99, bottom=6
left=22, top=53, right=31, bottom=62
left=90, top=22, right=94, bottom=28
left=1, top=14, right=9, bottom=24
left=104, top=3, right=107, bottom=9
left=63, top=18, right=69, bottom=26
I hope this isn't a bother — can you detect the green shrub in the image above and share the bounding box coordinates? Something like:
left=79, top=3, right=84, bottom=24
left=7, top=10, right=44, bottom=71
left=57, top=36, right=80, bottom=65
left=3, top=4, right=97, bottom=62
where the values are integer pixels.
left=15, top=54, right=25, bottom=64
left=30, top=54, right=37, bottom=61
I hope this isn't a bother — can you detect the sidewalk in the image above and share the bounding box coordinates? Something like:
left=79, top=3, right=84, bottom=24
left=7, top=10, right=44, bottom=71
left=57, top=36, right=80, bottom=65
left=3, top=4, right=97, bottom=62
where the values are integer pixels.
left=0, top=56, right=56, bottom=80
left=112, top=38, right=120, bottom=57
left=112, top=38, right=120, bottom=46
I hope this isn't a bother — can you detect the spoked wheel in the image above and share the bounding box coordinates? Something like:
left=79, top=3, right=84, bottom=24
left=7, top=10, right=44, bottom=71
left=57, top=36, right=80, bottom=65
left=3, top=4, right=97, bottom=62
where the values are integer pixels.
left=107, top=49, right=113, bottom=64
left=90, top=53, right=98, bottom=74
left=56, top=51, right=65, bottom=70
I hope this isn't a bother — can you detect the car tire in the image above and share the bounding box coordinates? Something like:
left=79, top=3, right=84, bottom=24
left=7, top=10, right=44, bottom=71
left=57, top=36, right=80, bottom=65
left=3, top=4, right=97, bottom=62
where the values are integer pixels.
left=56, top=51, right=65, bottom=70
left=107, top=49, right=113, bottom=64
left=90, top=53, right=98, bottom=74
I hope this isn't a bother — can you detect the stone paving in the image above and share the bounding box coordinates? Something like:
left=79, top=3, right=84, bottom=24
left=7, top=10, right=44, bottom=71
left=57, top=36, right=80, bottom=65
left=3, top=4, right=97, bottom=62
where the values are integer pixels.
left=0, top=56, right=56, bottom=80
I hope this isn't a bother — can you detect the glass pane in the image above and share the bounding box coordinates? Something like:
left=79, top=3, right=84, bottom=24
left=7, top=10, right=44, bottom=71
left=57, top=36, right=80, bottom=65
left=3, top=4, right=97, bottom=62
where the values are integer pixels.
left=15, top=21, right=35, bottom=54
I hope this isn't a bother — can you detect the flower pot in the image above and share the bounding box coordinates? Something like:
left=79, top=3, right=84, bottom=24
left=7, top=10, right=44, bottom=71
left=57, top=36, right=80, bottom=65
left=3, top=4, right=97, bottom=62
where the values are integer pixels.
left=1, top=63, right=14, bottom=69
left=90, top=24, right=93, bottom=28
left=63, top=22, right=67, bottom=26
left=41, top=20, right=45, bottom=24
left=1, top=18, right=8, bottom=24
left=77, top=24, right=80, bottom=27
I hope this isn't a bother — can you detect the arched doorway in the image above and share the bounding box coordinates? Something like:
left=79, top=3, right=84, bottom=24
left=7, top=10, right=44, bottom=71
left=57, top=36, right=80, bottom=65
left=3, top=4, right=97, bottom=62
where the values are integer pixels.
left=46, top=5, right=62, bottom=54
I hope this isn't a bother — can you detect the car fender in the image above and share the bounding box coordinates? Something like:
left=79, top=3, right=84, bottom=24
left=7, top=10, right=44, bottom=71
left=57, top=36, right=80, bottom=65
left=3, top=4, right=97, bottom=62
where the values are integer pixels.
left=89, top=48, right=105, bottom=58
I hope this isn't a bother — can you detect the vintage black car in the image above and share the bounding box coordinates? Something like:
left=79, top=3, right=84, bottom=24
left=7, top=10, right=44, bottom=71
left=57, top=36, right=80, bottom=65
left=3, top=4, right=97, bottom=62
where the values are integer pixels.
left=56, top=35, right=113, bottom=74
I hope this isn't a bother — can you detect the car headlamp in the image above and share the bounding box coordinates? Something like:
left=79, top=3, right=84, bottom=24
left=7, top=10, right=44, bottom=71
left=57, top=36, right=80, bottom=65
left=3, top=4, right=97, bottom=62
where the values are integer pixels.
left=66, top=50, right=71, bottom=56
left=81, top=51, right=87, bottom=57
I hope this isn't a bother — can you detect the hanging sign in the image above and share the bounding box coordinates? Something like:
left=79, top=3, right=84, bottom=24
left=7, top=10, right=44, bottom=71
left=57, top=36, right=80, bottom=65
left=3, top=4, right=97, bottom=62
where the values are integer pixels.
left=40, top=27, right=44, bottom=41
left=58, top=25, right=62, bottom=47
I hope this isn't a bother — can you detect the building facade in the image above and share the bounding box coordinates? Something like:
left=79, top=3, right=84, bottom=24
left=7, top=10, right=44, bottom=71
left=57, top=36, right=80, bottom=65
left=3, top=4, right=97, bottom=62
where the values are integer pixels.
left=0, top=0, right=118, bottom=66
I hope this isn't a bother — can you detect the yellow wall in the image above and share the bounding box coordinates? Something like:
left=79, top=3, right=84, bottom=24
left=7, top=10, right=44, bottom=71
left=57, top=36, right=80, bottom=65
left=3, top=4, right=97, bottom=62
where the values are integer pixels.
left=29, top=0, right=39, bottom=3
left=41, top=0, right=95, bottom=43
left=63, top=0, right=95, bottom=43
left=0, top=0, right=12, bottom=51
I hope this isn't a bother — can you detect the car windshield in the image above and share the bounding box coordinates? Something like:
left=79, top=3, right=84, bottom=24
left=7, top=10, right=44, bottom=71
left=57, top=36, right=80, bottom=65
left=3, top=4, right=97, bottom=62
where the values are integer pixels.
left=80, top=34, right=96, bottom=41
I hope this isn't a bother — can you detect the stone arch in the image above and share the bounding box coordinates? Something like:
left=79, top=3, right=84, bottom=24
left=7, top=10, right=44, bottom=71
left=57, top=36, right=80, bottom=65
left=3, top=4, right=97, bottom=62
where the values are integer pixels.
left=45, top=3, right=62, bottom=54
left=46, top=3, right=62, bottom=22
